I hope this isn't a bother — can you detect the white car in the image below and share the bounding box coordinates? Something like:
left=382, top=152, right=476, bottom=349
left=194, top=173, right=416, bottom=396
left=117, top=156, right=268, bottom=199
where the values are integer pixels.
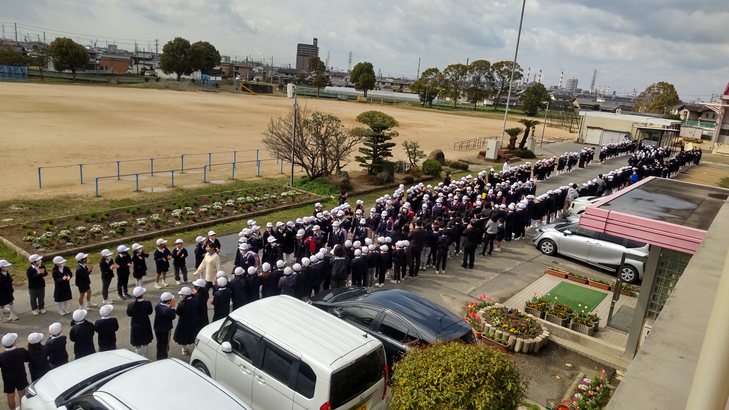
left=21, top=349, right=251, bottom=410
left=568, top=196, right=601, bottom=215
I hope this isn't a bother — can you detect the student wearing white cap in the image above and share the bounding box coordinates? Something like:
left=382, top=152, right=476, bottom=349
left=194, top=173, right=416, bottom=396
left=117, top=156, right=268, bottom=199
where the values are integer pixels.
left=26, top=332, right=48, bottom=382
left=26, top=254, right=48, bottom=315
left=126, top=286, right=153, bottom=358
left=153, top=238, right=172, bottom=289
left=115, top=245, right=133, bottom=300
left=244, top=266, right=262, bottom=304
left=192, top=278, right=210, bottom=326
left=171, top=238, right=189, bottom=285
left=207, top=230, right=221, bottom=253
left=0, top=260, right=19, bottom=322
left=98, top=249, right=118, bottom=305
left=131, top=243, right=149, bottom=288
left=193, top=235, right=206, bottom=269
left=69, top=309, right=95, bottom=359
left=0, top=332, right=28, bottom=410
left=230, top=267, right=247, bottom=310
left=154, top=292, right=177, bottom=360
left=212, top=277, right=231, bottom=321
left=44, top=322, right=68, bottom=369
left=173, top=286, right=198, bottom=355
left=94, top=305, right=119, bottom=352
left=192, top=243, right=221, bottom=291
left=74, top=253, right=96, bottom=310
left=51, top=256, right=73, bottom=316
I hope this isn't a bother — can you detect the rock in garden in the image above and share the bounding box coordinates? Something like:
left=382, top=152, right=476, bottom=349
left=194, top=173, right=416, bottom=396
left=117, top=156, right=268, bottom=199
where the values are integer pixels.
left=427, top=149, right=445, bottom=165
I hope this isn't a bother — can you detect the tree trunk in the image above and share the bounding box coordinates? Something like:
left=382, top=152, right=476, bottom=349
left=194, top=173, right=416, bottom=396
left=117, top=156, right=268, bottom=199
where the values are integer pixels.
left=363, top=89, right=368, bottom=98
left=71, top=69, right=76, bottom=80
left=176, top=73, right=181, bottom=81
left=316, top=87, right=320, bottom=98
left=518, top=127, right=531, bottom=150
left=509, top=136, right=518, bottom=150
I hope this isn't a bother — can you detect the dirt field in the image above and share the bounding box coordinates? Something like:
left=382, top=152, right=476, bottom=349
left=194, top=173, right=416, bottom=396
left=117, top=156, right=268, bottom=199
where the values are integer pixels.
left=0, top=82, right=576, bottom=200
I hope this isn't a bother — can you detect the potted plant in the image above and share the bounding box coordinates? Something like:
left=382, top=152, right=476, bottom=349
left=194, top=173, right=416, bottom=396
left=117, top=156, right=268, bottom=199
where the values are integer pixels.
left=567, top=271, right=589, bottom=284
left=545, top=302, right=573, bottom=327
left=546, top=267, right=569, bottom=279
left=524, top=294, right=549, bottom=319
left=570, top=305, right=600, bottom=336
left=482, top=331, right=510, bottom=353
left=465, top=310, right=484, bottom=339
left=621, top=284, right=639, bottom=297
left=588, top=278, right=612, bottom=291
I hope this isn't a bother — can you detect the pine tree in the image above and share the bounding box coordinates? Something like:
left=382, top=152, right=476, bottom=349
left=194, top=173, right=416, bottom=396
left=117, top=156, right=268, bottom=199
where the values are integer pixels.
left=353, top=111, right=399, bottom=175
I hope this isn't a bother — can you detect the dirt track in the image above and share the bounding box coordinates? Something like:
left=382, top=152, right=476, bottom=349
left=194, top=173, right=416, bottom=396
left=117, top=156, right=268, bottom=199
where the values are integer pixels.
left=0, top=82, right=576, bottom=200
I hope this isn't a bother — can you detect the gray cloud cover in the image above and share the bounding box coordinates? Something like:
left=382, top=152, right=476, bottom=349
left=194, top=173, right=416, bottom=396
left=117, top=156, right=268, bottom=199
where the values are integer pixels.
left=4, top=0, right=728, bottom=100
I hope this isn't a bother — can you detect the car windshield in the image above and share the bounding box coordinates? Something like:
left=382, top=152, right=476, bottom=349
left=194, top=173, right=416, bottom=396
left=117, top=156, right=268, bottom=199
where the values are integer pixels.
left=55, top=362, right=146, bottom=407
left=330, top=347, right=385, bottom=408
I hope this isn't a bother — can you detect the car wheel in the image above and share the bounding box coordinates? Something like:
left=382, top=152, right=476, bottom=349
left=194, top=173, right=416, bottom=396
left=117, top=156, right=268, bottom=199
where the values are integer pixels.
left=539, top=239, right=557, bottom=256
left=620, top=265, right=639, bottom=284
left=192, top=361, right=210, bottom=376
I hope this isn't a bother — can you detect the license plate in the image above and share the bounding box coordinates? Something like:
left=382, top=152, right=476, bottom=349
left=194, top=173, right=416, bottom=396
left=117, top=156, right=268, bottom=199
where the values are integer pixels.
left=356, top=403, right=367, bottom=410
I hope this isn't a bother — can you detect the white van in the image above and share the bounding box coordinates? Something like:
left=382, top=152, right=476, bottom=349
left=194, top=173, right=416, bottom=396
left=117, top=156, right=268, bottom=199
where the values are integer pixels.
left=191, top=295, right=389, bottom=410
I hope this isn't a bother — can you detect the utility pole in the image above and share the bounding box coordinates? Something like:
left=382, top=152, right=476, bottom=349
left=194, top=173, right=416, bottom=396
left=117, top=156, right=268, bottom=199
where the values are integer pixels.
left=43, top=31, right=46, bottom=43
left=416, top=57, right=421, bottom=79
left=155, top=39, right=158, bottom=54
left=500, top=0, right=527, bottom=147
left=290, top=86, right=298, bottom=187
left=1, top=23, right=5, bottom=40
left=14, top=23, right=18, bottom=41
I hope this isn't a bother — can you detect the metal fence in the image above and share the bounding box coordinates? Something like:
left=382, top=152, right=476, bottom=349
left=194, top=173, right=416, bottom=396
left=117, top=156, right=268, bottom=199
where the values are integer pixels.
left=0, top=65, right=28, bottom=81
left=37, top=149, right=292, bottom=195
left=454, top=137, right=489, bottom=151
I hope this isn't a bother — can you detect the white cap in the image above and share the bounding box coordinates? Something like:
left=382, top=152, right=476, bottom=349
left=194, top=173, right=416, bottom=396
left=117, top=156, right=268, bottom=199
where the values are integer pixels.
left=28, top=254, right=42, bottom=263
left=297, top=229, right=305, bottom=237
left=28, top=332, right=43, bottom=345
left=276, top=221, right=284, bottom=227
left=175, top=238, right=184, bottom=244
left=293, top=263, right=302, bottom=272
left=283, top=267, right=293, bottom=276
left=178, top=287, right=192, bottom=296
left=2, top=333, right=18, bottom=347
left=195, top=236, right=205, bottom=244
left=100, top=249, right=113, bottom=257
left=208, top=230, right=217, bottom=236
left=74, top=252, right=88, bottom=262
left=247, top=219, right=256, bottom=226
left=365, top=238, right=373, bottom=245
left=52, top=256, right=66, bottom=265
left=249, top=266, right=260, bottom=275
left=313, top=225, right=320, bottom=231
left=131, top=243, right=143, bottom=251
left=234, top=267, right=245, bottom=276
left=160, top=292, right=174, bottom=302
left=155, top=238, right=167, bottom=246
left=355, top=249, right=362, bottom=256
left=216, top=270, right=226, bottom=279
left=132, top=286, right=146, bottom=298
left=99, top=304, right=113, bottom=317
left=216, top=277, right=228, bottom=287
left=276, top=260, right=286, bottom=269
left=301, top=257, right=310, bottom=267
left=49, top=322, right=62, bottom=336
left=238, top=243, right=250, bottom=251
left=310, top=255, right=319, bottom=263
left=267, top=236, right=277, bottom=243
left=0, top=260, right=11, bottom=268
left=193, top=279, right=207, bottom=287
left=287, top=221, right=295, bottom=227
left=72, top=309, right=87, bottom=322
left=266, top=222, right=274, bottom=228
left=332, top=221, right=340, bottom=227
left=117, top=245, right=129, bottom=253
left=380, top=245, right=388, bottom=252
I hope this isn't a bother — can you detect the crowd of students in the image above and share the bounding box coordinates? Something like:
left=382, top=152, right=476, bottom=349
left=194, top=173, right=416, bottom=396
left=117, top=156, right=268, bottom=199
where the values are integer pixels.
left=0, top=140, right=703, bottom=409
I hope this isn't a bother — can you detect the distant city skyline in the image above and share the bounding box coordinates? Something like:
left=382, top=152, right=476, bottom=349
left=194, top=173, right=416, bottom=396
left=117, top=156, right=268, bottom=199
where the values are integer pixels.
left=3, top=0, right=728, bottom=101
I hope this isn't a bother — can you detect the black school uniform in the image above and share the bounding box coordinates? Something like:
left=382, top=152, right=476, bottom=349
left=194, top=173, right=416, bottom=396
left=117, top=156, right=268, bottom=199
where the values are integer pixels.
left=230, top=276, right=247, bottom=310
left=194, top=243, right=206, bottom=268
left=195, top=287, right=210, bottom=327
left=52, top=266, right=73, bottom=302
left=126, top=299, right=154, bottom=347
left=173, top=296, right=200, bottom=346
left=94, top=317, right=119, bottom=351
left=154, top=302, right=176, bottom=360
left=212, top=286, right=231, bottom=321
left=69, top=320, right=96, bottom=359
left=115, top=252, right=132, bottom=298
left=244, top=274, right=261, bottom=305
left=0, top=347, right=29, bottom=393
left=26, top=344, right=49, bottom=381
left=154, top=247, right=172, bottom=273
left=44, top=335, right=68, bottom=369
left=0, top=270, right=14, bottom=306
left=278, top=275, right=297, bottom=297
left=75, top=264, right=91, bottom=293
left=132, top=251, right=149, bottom=279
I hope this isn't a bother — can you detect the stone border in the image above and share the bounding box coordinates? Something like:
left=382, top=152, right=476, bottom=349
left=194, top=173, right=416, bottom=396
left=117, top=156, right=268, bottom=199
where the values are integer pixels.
left=479, top=303, right=550, bottom=354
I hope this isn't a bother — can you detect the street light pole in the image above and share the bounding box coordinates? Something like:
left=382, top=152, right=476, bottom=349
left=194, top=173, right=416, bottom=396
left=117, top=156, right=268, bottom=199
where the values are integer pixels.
left=500, top=0, right=527, bottom=148
left=540, top=99, right=550, bottom=148
left=290, top=85, right=297, bottom=187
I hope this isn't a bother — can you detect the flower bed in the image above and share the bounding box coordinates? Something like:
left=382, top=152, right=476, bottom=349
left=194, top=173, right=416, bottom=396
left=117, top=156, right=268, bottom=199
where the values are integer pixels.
left=464, top=297, right=549, bottom=354
left=2, top=185, right=320, bottom=255
left=566, top=369, right=611, bottom=409
left=544, top=267, right=639, bottom=298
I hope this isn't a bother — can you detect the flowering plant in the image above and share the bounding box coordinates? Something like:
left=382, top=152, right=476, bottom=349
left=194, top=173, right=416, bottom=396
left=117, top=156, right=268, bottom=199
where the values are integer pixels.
left=571, top=369, right=609, bottom=409
left=548, top=301, right=573, bottom=319
left=572, top=304, right=600, bottom=326
left=482, top=306, right=542, bottom=338
left=525, top=294, right=549, bottom=312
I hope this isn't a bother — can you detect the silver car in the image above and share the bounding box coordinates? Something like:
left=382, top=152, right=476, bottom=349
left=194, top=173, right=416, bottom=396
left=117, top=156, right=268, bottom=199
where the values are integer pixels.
left=532, top=219, right=648, bottom=283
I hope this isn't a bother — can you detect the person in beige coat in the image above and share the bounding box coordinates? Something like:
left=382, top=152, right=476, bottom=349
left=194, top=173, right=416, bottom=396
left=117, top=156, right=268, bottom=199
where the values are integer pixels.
left=192, top=243, right=220, bottom=290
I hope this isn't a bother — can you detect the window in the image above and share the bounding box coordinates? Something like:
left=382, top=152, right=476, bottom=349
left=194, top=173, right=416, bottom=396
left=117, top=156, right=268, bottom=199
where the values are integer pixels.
left=571, top=226, right=599, bottom=239
left=330, top=347, right=385, bottom=408
left=378, top=314, right=417, bottom=343
left=599, top=232, right=624, bottom=245
left=64, top=397, right=107, bottom=410
left=294, top=361, right=316, bottom=398
left=625, top=239, right=646, bottom=249
left=340, top=306, right=379, bottom=328
left=229, top=325, right=261, bottom=362
left=214, top=318, right=234, bottom=344
left=260, top=343, right=295, bottom=385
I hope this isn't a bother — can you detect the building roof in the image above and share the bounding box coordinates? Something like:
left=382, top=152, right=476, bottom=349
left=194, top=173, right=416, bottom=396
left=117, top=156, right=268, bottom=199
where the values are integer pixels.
left=580, top=177, right=729, bottom=253
left=675, top=103, right=712, bottom=113
left=579, top=111, right=680, bottom=127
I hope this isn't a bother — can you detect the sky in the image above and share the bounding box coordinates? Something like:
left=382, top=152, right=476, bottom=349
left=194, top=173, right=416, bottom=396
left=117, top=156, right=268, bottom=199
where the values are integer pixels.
left=3, top=0, right=728, bottom=101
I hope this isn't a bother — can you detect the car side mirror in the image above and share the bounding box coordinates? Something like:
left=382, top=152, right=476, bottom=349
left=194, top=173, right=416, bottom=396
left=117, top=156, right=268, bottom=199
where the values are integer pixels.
left=332, top=307, right=343, bottom=318
left=221, top=341, right=233, bottom=353
left=563, top=230, right=572, bottom=236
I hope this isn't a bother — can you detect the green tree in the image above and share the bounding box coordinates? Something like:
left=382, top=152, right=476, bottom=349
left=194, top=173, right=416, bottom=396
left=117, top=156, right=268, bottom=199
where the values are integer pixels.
left=518, top=119, right=540, bottom=150
left=48, top=37, right=88, bottom=79
left=410, top=67, right=443, bottom=107
left=636, top=81, right=680, bottom=114
left=310, top=56, right=329, bottom=97
left=465, top=59, right=493, bottom=109
left=350, top=61, right=376, bottom=98
left=505, top=127, right=523, bottom=150
left=160, top=37, right=192, bottom=81
left=441, top=63, right=469, bottom=108
left=402, top=140, right=426, bottom=168
left=0, top=47, right=30, bottom=66
left=520, top=82, right=551, bottom=116
left=354, top=111, right=399, bottom=175
left=189, top=41, right=220, bottom=75
left=492, top=60, right=523, bottom=109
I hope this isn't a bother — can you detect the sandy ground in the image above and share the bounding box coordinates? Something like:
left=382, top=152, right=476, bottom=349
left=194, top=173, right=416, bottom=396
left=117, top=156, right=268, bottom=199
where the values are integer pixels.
left=0, top=82, right=576, bottom=200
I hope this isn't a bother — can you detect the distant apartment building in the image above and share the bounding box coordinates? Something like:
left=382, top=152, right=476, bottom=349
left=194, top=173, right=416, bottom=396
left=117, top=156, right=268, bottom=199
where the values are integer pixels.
left=564, top=77, right=578, bottom=94
left=295, top=38, right=318, bottom=71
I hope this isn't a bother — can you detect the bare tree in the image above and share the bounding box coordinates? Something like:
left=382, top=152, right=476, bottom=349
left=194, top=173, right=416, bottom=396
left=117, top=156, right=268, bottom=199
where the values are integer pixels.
left=263, top=106, right=361, bottom=179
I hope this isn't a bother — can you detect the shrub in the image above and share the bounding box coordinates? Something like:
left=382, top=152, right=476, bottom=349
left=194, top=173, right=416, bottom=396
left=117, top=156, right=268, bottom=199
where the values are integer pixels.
left=444, top=159, right=470, bottom=170
left=422, top=159, right=442, bottom=177
left=510, top=149, right=536, bottom=159
left=391, top=342, right=526, bottom=410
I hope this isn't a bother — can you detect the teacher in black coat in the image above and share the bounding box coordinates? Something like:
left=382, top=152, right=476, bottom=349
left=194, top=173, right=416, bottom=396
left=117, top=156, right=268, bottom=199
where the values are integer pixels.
left=173, top=287, right=200, bottom=356
left=126, top=286, right=153, bottom=358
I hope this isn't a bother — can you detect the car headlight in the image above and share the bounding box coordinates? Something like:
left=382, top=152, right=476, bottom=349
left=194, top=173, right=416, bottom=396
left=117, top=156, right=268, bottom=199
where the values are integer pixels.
left=25, top=381, right=37, bottom=398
